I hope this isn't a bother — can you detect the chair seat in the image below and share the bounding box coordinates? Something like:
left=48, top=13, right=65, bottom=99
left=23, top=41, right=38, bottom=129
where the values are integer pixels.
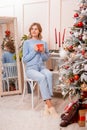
left=7, top=76, right=18, bottom=79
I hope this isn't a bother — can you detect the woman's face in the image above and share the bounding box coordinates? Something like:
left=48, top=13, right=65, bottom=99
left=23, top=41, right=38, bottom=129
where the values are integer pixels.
left=30, top=25, right=40, bottom=38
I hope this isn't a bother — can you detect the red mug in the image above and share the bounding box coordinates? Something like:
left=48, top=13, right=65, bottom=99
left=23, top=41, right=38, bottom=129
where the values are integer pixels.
left=36, top=44, right=44, bottom=52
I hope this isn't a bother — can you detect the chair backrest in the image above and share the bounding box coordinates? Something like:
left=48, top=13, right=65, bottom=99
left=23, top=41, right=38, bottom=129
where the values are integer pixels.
left=3, top=63, right=18, bottom=78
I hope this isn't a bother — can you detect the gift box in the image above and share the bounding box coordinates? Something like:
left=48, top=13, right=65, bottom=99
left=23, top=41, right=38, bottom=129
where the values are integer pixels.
left=78, top=109, right=87, bottom=127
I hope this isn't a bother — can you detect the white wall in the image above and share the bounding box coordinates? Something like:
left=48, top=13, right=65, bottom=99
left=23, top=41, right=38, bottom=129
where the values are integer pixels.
left=22, top=0, right=49, bottom=43
left=50, top=0, right=60, bottom=49
left=61, top=0, right=78, bottom=39
left=0, top=0, right=79, bottom=49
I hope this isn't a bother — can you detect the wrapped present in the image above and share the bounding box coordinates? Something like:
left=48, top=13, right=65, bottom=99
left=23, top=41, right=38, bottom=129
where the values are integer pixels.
left=64, top=102, right=75, bottom=113
left=78, top=109, right=87, bottom=127
left=60, top=101, right=80, bottom=127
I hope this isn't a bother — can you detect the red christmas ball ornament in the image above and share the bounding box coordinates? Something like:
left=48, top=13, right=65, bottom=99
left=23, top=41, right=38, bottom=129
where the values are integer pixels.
left=74, top=13, right=79, bottom=18
left=69, top=45, right=73, bottom=50
left=69, top=77, right=74, bottom=83
left=78, top=21, right=83, bottom=27
left=74, top=74, right=79, bottom=80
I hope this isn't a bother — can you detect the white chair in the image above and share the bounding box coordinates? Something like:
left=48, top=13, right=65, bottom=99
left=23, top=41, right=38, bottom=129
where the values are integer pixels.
left=2, top=63, right=18, bottom=91
left=22, top=58, right=40, bottom=109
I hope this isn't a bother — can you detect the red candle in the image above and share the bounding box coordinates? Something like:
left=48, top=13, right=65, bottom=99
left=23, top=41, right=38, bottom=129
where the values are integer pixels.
left=59, top=32, right=61, bottom=47
left=62, top=28, right=66, bottom=44
left=55, top=28, right=57, bottom=44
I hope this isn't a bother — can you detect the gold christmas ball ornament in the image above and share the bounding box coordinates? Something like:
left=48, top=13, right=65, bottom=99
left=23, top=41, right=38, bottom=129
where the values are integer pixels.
left=81, top=83, right=87, bottom=92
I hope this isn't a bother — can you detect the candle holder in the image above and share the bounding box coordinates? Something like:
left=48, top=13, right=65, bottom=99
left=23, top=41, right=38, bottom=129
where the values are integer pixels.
left=49, top=49, right=59, bottom=53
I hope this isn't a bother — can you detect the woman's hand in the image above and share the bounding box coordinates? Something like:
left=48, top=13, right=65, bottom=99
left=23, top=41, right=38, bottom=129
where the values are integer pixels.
left=34, top=45, right=39, bottom=52
left=34, top=44, right=45, bottom=53
left=40, top=47, right=45, bottom=53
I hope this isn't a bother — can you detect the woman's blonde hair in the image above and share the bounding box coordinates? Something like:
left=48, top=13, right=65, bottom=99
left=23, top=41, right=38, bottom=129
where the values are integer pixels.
left=4, top=40, right=15, bottom=53
left=28, top=22, right=42, bottom=40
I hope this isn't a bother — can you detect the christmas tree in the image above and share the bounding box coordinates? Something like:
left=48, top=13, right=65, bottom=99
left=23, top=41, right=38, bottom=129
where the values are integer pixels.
left=59, top=1, right=87, bottom=127
left=58, top=0, right=87, bottom=99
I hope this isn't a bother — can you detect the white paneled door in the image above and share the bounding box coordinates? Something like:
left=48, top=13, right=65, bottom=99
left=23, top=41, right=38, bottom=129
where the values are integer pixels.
left=23, top=0, right=49, bottom=45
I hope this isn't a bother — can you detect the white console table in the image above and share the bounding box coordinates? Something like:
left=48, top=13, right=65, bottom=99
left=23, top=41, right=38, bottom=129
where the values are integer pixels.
left=46, top=52, right=63, bottom=94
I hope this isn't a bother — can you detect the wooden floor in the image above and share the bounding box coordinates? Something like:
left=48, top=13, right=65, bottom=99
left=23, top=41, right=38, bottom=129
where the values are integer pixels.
left=0, top=93, right=86, bottom=130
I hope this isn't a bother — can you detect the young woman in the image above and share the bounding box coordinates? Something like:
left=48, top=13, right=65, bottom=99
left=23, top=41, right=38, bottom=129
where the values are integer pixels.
left=23, top=22, right=58, bottom=117
left=2, top=40, right=16, bottom=63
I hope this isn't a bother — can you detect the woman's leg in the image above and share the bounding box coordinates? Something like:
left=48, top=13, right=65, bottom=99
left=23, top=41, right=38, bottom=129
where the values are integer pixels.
left=40, top=68, right=53, bottom=96
left=45, top=99, right=52, bottom=108
left=44, top=99, right=58, bottom=117
left=26, top=68, right=58, bottom=117
left=26, top=69, right=52, bottom=100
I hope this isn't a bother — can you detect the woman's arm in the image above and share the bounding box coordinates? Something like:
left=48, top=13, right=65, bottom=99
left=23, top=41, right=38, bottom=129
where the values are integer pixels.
left=41, top=42, right=50, bottom=61
left=23, top=40, right=37, bottom=63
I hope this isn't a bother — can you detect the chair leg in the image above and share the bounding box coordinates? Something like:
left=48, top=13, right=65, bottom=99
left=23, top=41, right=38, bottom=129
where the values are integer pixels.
left=7, top=80, right=10, bottom=91
left=15, top=80, right=18, bottom=90
left=31, top=82, right=40, bottom=109
left=2, top=81, right=6, bottom=91
left=29, top=81, right=34, bottom=109
left=21, top=80, right=40, bottom=109
left=37, top=86, right=40, bottom=101
left=21, top=81, right=27, bottom=101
